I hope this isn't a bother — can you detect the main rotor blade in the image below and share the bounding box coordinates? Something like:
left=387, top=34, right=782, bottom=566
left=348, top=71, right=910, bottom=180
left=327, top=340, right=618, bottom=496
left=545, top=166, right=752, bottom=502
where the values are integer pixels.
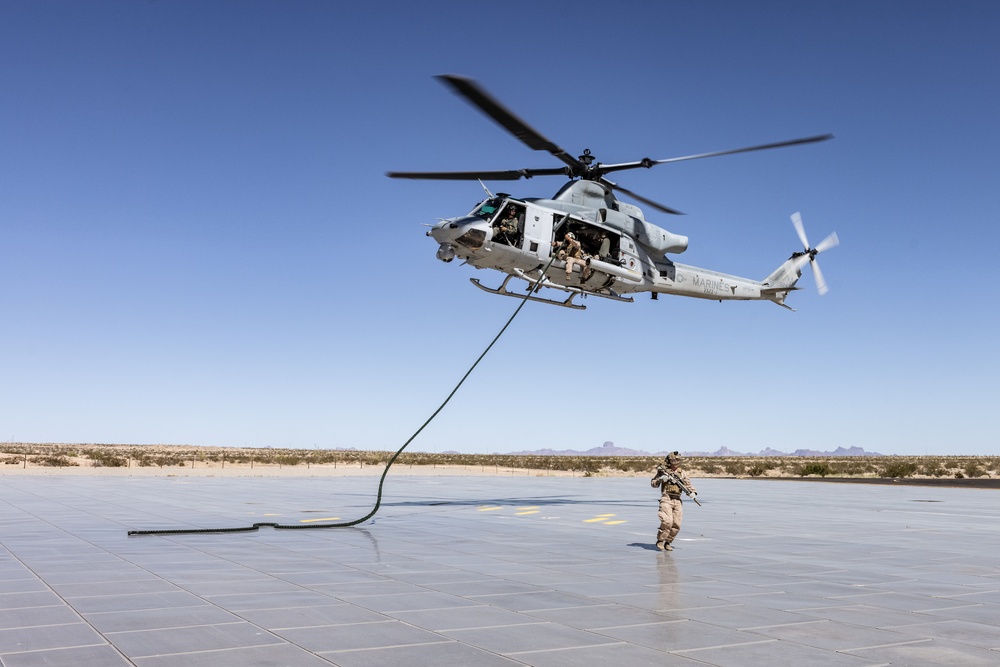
left=600, top=178, right=684, bottom=216
left=436, top=74, right=583, bottom=172
left=386, top=167, right=568, bottom=181
left=614, top=134, right=835, bottom=171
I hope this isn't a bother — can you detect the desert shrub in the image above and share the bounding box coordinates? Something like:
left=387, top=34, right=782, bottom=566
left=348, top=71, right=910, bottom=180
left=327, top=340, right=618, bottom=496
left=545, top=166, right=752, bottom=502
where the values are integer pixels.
left=879, top=461, right=918, bottom=478
left=697, top=461, right=721, bottom=475
left=832, top=459, right=875, bottom=476
left=614, top=457, right=648, bottom=473
left=361, top=452, right=386, bottom=465
left=150, top=453, right=186, bottom=467
left=746, top=462, right=772, bottom=477
left=765, top=460, right=792, bottom=475
left=85, top=449, right=128, bottom=467
left=964, top=461, right=985, bottom=478
left=33, top=454, right=78, bottom=467
left=634, top=458, right=657, bottom=472
left=251, top=451, right=275, bottom=465
left=920, top=461, right=946, bottom=477
left=723, top=460, right=745, bottom=476
left=797, top=462, right=830, bottom=477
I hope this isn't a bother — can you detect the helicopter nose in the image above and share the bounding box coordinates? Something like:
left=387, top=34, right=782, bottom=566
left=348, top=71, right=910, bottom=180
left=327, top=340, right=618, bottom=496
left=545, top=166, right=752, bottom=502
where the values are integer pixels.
left=429, top=216, right=481, bottom=244
left=428, top=220, right=453, bottom=243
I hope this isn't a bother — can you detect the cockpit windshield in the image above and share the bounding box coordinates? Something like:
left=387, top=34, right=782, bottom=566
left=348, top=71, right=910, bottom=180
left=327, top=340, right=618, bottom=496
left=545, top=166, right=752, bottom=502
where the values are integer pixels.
left=471, top=197, right=504, bottom=222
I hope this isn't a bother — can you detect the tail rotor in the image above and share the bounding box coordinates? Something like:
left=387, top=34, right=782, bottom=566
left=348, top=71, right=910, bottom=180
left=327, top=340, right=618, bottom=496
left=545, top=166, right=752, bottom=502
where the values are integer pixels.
left=790, top=212, right=839, bottom=295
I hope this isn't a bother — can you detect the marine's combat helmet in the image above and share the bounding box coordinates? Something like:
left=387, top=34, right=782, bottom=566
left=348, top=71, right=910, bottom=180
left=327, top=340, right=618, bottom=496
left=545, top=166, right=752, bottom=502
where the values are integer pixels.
left=664, top=451, right=682, bottom=465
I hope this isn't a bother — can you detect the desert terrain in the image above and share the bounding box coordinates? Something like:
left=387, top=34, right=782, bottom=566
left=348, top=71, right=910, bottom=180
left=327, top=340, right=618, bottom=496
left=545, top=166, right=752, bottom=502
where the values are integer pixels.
left=2, top=443, right=997, bottom=487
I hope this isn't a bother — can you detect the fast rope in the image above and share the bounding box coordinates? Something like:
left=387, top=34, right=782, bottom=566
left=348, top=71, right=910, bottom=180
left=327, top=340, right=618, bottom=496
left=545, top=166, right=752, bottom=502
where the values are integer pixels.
left=128, top=258, right=558, bottom=536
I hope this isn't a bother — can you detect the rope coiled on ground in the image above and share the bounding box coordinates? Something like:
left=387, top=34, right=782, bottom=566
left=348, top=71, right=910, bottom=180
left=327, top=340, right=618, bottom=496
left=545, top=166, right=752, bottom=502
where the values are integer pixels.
left=128, top=259, right=557, bottom=536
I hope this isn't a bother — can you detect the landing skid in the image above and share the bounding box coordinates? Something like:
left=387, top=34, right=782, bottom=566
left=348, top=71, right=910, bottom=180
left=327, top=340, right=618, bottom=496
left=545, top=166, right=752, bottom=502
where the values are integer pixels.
left=470, top=272, right=635, bottom=310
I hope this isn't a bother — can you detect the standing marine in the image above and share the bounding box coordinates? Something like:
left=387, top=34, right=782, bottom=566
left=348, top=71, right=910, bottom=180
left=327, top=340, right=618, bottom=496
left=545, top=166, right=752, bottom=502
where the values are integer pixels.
left=651, top=451, right=697, bottom=551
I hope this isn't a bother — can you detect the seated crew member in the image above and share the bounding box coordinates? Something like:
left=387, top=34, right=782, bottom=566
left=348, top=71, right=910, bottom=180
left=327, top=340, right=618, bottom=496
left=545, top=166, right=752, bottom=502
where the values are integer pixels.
left=553, top=231, right=591, bottom=283
left=493, top=207, right=519, bottom=244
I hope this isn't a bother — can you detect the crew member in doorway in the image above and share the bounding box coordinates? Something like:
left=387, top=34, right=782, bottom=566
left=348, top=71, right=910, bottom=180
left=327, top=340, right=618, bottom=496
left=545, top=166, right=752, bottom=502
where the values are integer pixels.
left=554, top=231, right=591, bottom=283
left=651, top=452, right=697, bottom=551
left=494, top=207, right=519, bottom=244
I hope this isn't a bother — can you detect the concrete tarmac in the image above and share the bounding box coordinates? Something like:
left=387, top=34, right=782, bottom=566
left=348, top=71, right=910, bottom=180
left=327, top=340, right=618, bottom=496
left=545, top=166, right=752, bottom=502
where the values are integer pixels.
left=1, top=475, right=998, bottom=666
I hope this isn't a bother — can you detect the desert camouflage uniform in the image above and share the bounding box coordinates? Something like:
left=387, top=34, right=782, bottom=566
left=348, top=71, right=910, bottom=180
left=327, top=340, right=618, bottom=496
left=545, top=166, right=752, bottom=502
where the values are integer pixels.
left=494, top=209, right=519, bottom=241
left=651, top=465, right=696, bottom=550
left=557, top=234, right=590, bottom=282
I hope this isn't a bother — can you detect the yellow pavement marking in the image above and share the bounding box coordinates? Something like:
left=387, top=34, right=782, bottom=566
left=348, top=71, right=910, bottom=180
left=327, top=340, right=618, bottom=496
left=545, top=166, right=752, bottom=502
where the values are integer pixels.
left=516, top=510, right=540, bottom=515
left=477, top=506, right=504, bottom=511
left=603, top=520, right=628, bottom=525
left=263, top=513, right=280, bottom=517
left=299, top=517, right=341, bottom=523
left=517, top=506, right=539, bottom=510
left=585, top=513, right=617, bottom=523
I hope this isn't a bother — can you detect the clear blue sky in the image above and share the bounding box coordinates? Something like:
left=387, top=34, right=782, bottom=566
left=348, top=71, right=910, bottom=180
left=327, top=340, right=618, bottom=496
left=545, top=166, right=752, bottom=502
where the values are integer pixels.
left=2, top=1, right=998, bottom=455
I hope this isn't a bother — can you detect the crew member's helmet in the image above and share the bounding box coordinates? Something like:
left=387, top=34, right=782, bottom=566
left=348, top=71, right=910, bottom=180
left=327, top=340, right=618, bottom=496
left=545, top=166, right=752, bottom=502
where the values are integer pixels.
left=664, top=451, right=682, bottom=464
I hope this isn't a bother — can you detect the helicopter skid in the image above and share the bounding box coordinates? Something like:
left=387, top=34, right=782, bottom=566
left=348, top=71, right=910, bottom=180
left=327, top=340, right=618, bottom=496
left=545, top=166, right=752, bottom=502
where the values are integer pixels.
left=470, top=272, right=635, bottom=310
left=470, top=276, right=585, bottom=310
left=512, top=268, right=635, bottom=304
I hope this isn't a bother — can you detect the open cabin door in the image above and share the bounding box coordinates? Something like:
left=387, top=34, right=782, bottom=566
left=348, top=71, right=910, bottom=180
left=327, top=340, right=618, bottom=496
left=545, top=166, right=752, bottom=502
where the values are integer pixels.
left=521, top=204, right=553, bottom=258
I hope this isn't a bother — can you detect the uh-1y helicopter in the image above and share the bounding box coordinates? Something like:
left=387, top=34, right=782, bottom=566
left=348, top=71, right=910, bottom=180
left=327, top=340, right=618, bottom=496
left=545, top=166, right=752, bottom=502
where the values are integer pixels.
left=388, top=75, right=838, bottom=311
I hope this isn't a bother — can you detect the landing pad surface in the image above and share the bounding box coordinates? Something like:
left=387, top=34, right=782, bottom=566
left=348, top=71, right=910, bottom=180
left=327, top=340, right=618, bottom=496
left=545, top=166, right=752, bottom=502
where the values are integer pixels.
left=1, top=476, right=998, bottom=665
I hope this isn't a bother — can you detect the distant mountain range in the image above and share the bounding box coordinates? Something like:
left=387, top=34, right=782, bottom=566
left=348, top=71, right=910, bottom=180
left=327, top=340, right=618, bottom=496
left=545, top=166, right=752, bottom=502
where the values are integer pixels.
left=503, top=442, right=882, bottom=457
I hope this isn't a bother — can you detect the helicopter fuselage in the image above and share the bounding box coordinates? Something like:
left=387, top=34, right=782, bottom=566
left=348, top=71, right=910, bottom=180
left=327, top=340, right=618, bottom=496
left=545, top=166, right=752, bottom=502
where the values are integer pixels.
left=394, top=75, right=833, bottom=309
left=428, top=181, right=785, bottom=308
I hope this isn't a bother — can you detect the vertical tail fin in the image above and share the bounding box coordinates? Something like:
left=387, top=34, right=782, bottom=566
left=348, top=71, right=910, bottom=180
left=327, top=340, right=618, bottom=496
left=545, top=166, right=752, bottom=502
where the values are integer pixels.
left=763, top=257, right=805, bottom=290
left=761, top=257, right=805, bottom=309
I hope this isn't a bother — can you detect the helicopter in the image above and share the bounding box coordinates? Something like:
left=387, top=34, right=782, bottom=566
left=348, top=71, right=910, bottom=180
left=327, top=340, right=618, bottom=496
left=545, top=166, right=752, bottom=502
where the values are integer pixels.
left=388, top=75, right=838, bottom=311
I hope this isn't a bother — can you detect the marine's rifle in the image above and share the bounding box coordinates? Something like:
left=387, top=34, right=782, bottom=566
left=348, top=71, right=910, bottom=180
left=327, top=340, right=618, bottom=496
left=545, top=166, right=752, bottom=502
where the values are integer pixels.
left=656, top=465, right=702, bottom=506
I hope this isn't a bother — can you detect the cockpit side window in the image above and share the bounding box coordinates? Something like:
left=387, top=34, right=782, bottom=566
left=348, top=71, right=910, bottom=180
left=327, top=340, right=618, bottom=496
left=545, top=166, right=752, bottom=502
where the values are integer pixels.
left=471, top=197, right=504, bottom=221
